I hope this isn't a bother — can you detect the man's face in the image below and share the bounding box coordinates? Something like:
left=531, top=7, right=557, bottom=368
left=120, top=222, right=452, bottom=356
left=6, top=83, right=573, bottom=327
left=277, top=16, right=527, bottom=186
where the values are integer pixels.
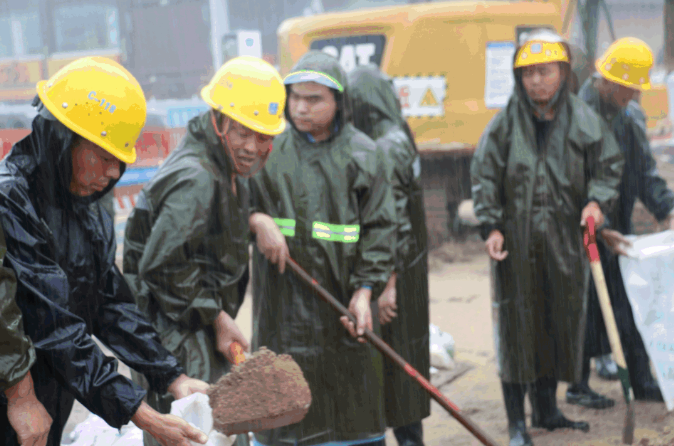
left=223, top=118, right=273, bottom=175
left=521, top=62, right=564, bottom=105
left=288, top=82, right=337, bottom=136
left=602, top=79, right=639, bottom=108
left=70, top=139, right=121, bottom=196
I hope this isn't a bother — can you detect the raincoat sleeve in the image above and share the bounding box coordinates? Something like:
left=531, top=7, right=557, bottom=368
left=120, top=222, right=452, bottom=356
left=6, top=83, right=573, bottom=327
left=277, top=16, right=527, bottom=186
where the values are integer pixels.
left=135, top=168, right=233, bottom=326
left=585, top=120, right=624, bottom=218
left=470, top=113, right=509, bottom=240
left=379, top=138, right=412, bottom=273
left=0, top=228, right=35, bottom=392
left=628, top=104, right=674, bottom=220
left=0, top=200, right=146, bottom=429
left=93, top=220, right=184, bottom=395
left=350, top=142, right=397, bottom=292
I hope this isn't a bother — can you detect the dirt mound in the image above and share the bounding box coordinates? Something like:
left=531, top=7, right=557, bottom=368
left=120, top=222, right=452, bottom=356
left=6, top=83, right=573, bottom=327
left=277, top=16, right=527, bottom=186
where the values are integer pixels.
left=208, top=347, right=311, bottom=435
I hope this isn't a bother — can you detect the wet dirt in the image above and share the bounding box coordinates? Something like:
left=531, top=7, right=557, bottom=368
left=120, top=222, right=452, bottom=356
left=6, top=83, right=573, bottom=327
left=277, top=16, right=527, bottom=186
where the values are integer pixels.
left=208, top=347, right=312, bottom=435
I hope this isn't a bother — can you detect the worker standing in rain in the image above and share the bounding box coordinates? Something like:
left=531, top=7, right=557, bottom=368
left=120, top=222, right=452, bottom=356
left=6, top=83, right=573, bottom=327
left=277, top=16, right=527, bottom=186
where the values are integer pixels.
left=1, top=225, right=52, bottom=446
left=123, top=56, right=288, bottom=446
left=566, top=37, right=674, bottom=409
left=248, top=51, right=397, bottom=446
left=349, top=65, right=430, bottom=446
left=471, top=29, right=624, bottom=446
left=0, top=57, right=212, bottom=446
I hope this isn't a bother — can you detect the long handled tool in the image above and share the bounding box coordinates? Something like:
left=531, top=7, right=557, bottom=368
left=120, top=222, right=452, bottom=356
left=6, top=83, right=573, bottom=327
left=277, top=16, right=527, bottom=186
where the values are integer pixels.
left=584, top=216, right=635, bottom=444
left=286, top=257, right=499, bottom=446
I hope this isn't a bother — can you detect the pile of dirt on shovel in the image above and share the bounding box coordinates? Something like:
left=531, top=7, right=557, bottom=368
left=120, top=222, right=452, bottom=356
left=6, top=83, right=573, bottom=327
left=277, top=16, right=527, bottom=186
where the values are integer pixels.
left=208, top=347, right=312, bottom=434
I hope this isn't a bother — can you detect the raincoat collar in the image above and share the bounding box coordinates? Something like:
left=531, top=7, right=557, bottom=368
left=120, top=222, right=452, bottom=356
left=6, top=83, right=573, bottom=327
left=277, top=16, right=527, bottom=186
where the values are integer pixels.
left=191, top=111, right=236, bottom=179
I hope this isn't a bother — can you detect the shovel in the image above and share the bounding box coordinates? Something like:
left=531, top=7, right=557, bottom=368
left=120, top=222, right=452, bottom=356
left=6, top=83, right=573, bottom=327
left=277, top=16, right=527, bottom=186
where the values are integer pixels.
left=584, top=216, right=636, bottom=444
left=286, top=257, right=499, bottom=446
left=208, top=342, right=311, bottom=436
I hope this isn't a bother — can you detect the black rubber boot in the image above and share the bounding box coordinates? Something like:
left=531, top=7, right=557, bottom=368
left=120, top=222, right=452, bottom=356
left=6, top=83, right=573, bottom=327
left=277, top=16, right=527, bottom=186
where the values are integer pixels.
left=566, top=383, right=615, bottom=409
left=531, top=376, right=589, bottom=433
left=502, top=381, right=533, bottom=446
left=393, top=421, right=425, bottom=446
left=566, top=356, right=615, bottom=409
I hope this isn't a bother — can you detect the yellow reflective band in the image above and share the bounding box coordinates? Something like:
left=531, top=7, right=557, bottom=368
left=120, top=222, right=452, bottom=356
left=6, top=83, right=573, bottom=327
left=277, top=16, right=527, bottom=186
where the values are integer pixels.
left=273, top=218, right=296, bottom=237
left=311, top=221, right=360, bottom=243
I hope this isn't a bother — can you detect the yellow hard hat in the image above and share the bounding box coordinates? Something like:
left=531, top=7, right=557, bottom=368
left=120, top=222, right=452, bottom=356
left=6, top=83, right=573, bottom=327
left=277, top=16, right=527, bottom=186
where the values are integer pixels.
left=514, top=29, right=570, bottom=68
left=596, top=37, right=653, bottom=91
left=201, top=56, right=286, bottom=135
left=36, top=56, right=146, bottom=164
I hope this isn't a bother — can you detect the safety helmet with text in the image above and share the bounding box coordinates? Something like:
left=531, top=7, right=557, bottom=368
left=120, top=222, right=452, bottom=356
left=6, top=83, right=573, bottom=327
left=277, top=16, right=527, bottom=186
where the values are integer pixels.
left=595, top=37, right=653, bottom=91
left=514, top=28, right=571, bottom=69
left=201, top=56, right=286, bottom=135
left=36, top=56, right=146, bottom=165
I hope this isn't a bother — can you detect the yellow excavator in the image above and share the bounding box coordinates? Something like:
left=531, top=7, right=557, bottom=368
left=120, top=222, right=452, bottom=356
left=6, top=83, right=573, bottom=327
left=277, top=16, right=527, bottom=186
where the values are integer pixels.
left=276, top=0, right=671, bottom=245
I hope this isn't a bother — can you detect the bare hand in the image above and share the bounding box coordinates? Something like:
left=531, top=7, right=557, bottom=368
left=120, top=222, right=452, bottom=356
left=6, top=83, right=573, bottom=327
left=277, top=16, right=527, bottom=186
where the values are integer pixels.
left=581, top=201, right=604, bottom=228
left=666, top=214, right=674, bottom=231
left=214, top=310, right=250, bottom=363
left=5, top=372, right=52, bottom=446
left=485, top=230, right=508, bottom=261
left=250, top=213, right=289, bottom=273
left=132, top=402, right=208, bottom=446
left=378, top=274, right=397, bottom=325
left=600, top=228, right=632, bottom=256
left=340, top=288, right=373, bottom=343
left=167, top=374, right=211, bottom=400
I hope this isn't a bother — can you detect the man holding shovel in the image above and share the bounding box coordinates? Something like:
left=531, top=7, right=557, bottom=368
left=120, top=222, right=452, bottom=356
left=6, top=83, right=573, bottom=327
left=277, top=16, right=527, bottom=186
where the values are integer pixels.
left=123, top=56, right=288, bottom=446
left=348, top=65, right=431, bottom=446
left=0, top=56, right=211, bottom=446
left=248, top=50, right=397, bottom=446
left=471, top=29, right=624, bottom=446
left=567, top=37, right=674, bottom=408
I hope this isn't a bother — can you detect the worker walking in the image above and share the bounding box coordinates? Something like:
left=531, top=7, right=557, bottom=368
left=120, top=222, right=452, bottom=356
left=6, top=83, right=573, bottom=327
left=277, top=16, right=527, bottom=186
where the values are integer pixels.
left=248, top=50, right=398, bottom=446
left=470, top=29, right=624, bottom=446
left=567, top=37, right=674, bottom=408
left=123, top=56, right=288, bottom=446
left=349, top=65, right=430, bottom=446
left=0, top=56, right=211, bottom=446
left=1, top=225, right=52, bottom=446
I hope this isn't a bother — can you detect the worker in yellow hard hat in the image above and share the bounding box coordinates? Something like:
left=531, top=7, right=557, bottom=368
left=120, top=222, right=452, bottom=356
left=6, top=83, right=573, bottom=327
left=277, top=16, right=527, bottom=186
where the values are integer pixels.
left=569, top=37, right=672, bottom=411
left=123, top=55, right=289, bottom=446
left=471, top=28, right=624, bottom=446
left=0, top=56, right=213, bottom=446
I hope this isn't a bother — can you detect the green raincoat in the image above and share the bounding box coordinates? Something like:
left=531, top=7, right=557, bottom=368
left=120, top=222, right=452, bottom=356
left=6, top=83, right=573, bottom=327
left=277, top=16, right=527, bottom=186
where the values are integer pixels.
left=249, top=51, right=397, bottom=446
left=470, top=76, right=624, bottom=384
left=0, top=225, right=35, bottom=392
left=349, top=66, right=430, bottom=427
left=123, top=112, right=249, bottom=444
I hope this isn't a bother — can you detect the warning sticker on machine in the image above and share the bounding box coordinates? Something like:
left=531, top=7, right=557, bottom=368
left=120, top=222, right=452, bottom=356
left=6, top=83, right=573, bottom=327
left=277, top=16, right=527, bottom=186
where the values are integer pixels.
left=392, top=76, right=446, bottom=117
left=485, top=41, right=516, bottom=109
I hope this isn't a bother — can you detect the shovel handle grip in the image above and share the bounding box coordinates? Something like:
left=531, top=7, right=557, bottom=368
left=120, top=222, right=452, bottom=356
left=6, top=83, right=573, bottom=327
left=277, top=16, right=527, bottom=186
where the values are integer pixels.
left=230, top=342, right=246, bottom=365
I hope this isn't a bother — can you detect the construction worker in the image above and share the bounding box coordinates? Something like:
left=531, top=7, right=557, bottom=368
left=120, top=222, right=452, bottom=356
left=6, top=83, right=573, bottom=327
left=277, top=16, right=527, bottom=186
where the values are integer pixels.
left=1, top=226, right=52, bottom=446
left=348, top=65, right=430, bottom=446
left=470, top=29, right=624, bottom=446
left=247, top=50, right=397, bottom=446
left=0, top=57, right=212, bottom=446
left=123, top=56, right=287, bottom=446
left=567, top=37, right=674, bottom=408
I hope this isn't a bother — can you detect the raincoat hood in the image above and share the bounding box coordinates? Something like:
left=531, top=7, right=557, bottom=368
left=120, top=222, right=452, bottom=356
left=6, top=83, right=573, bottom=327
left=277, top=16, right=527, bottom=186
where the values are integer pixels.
left=15, top=97, right=126, bottom=209
left=285, top=51, right=352, bottom=132
left=348, top=65, right=407, bottom=140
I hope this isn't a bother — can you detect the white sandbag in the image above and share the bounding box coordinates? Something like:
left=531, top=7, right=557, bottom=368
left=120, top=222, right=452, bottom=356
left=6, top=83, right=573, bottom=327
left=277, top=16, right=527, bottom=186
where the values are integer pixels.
left=620, top=230, right=674, bottom=411
left=169, top=393, right=235, bottom=446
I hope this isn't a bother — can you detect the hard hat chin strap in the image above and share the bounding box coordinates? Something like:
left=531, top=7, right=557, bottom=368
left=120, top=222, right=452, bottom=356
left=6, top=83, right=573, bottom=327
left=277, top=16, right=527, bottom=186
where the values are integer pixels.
left=210, top=110, right=271, bottom=178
